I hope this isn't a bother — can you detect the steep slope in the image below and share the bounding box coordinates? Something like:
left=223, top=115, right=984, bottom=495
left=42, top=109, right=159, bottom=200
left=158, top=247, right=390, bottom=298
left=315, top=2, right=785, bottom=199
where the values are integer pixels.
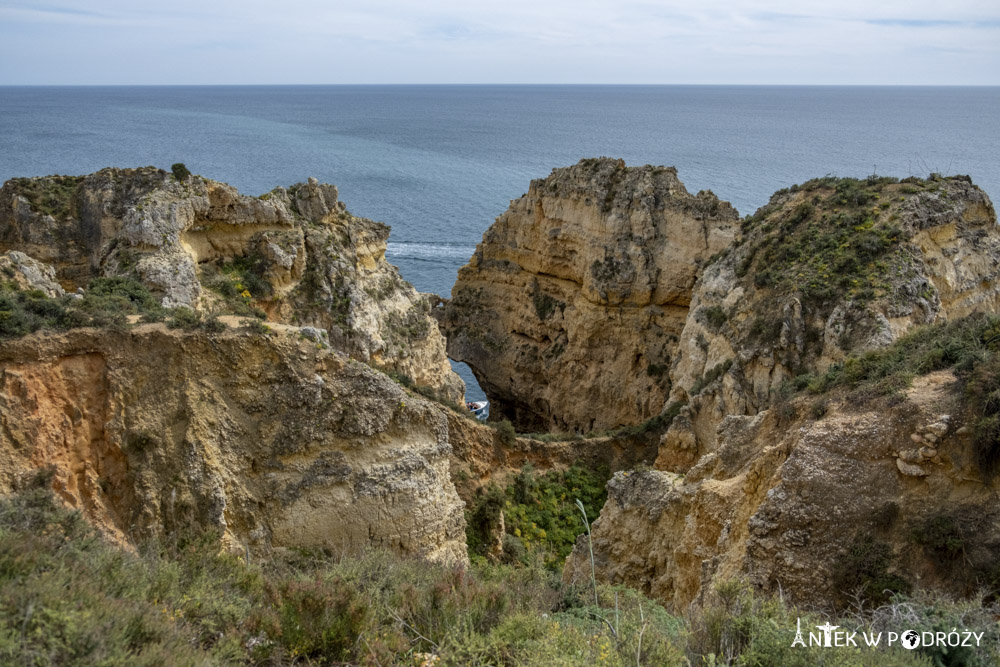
left=440, top=158, right=738, bottom=432
left=0, top=324, right=467, bottom=563
left=565, top=365, right=1000, bottom=609
left=565, top=174, right=1000, bottom=609
left=664, top=174, right=1000, bottom=463
left=0, top=168, right=462, bottom=401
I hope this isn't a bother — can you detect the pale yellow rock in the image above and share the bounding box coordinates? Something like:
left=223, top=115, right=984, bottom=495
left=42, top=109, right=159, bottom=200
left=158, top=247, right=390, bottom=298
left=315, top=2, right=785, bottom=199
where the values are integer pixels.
left=564, top=370, right=1000, bottom=609
left=0, top=168, right=463, bottom=402
left=441, top=158, right=738, bottom=432
left=0, top=325, right=467, bottom=564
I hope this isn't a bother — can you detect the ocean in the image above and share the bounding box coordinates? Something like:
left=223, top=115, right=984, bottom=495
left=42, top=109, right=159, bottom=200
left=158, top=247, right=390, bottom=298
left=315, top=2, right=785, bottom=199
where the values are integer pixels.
left=2, top=85, right=999, bottom=399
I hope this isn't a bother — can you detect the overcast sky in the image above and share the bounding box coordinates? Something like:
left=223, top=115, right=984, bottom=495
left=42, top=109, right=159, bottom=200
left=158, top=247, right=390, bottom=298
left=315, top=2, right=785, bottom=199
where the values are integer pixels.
left=1, top=0, right=998, bottom=85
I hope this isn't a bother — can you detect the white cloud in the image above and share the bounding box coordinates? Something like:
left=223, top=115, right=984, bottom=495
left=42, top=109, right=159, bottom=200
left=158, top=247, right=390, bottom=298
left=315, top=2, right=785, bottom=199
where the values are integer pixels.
left=0, top=0, right=997, bottom=83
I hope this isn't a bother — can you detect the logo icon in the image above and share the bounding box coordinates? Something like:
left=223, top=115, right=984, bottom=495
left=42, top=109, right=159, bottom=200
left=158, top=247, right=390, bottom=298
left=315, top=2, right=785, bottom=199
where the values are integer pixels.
left=901, top=630, right=920, bottom=650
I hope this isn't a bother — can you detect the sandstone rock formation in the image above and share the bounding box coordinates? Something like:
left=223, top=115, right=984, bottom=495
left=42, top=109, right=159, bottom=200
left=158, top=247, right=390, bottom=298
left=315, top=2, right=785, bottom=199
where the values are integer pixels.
left=440, top=158, right=738, bottom=432
left=565, top=371, right=1000, bottom=608
left=0, top=169, right=462, bottom=401
left=0, top=324, right=467, bottom=564
left=665, top=175, right=1000, bottom=463
left=564, top=173, right=1000, bottom=609
left=0, top=250, right=65, bottom=297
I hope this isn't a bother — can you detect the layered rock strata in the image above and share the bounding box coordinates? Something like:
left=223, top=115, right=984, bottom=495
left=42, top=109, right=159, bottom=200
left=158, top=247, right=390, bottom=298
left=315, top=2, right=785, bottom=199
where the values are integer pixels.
left=0, top=168, right=462, bottom=401
left=564, top=173, right=1000, bottom=609
left=0, top=324, right=467, bottom=563
left=440, top=158, right=738, bottom=432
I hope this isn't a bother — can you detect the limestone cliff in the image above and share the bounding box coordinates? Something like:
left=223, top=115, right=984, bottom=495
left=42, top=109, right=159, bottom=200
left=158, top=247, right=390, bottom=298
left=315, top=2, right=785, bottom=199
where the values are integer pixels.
left=565, top=370, right=1000, bottom=608
left=0, top=324, right=467, bottom=563
left=0, top=168, right=462, bottom=401
left=663, top=175, right=1000, bottom=465
left=440, top=158, right=738, bottom=432
left=563, top=173, right=1000, bottom=609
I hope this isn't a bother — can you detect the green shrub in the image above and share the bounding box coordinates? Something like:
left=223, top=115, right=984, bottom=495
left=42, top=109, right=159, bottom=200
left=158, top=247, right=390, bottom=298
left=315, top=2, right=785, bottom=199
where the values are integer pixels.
left=495, top=419, right=517, bottom=446
left=832, top=533, right=910, bottom=607
left=467, top=464, right=610, bottom=569
left=699, top=304, right=729, bottom=332
left=244, top=319, right=269, bottom=335
left=690, top=360, right=733, bottom=396
left=5, top=174, right=84, bottom=219
left=86, top=276, right=157, bottom=310
left=201, top=314, right=227, bottom=333
left=532, top=287, right=561, bottom=321
left=166, top=306, right=203, bottom=330
left=739, top=176, right=914, bottom=312
left=795, top=313, right=997, bottom=412
left=170, top=163, right=192, bottom=181
left=612, top=401, right=685, bottom=438
left=272, top=578, right=370, bottom=659
left=646, top=362, right=669, bottom=377
left=911, top=514, right=966, bottom=561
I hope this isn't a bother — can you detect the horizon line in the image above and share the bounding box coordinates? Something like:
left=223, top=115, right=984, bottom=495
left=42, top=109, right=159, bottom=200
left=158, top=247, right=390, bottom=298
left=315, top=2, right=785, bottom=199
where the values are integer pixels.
left=2, top=82, right=999, bottom=88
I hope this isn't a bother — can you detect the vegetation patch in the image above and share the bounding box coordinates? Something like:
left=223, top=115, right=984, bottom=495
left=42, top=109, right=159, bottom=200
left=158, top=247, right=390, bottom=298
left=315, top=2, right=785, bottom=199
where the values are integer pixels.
left=736, top=176, right=936, bottom=314
left=166, top=307, right=226, bottom=333
left=170, top=162, right=192, bottom=181
left=697, top=304, right=729, bottom=332
left=0, top=485, right=992, bottom=665
left=5, top=174, right=84, bottom=220
left=831, top=532, right=911, bottom=607
left=532, top=286, right=561, bottom=321
left=0, top=277, right=166, bottom=338
left=466, top=464, right=610, bottom=570
left=201, top=262, right=268, bottom=319
left=791, top=313, right=1000, bottom=479
left=217, top=254, right=272, bottom=300
left=690, top=360, right=733, bottom=396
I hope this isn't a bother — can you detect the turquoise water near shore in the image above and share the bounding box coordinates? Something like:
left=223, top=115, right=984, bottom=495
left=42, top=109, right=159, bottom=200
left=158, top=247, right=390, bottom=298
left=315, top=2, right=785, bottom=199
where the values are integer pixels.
left=2, top=85, right=998, bottom=398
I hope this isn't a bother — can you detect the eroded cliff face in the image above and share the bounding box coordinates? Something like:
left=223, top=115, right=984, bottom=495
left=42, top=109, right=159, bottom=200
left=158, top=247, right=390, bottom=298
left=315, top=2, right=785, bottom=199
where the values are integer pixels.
left=565, top=372, right=1000, bottom=609
left=663, top=175, right=1000, bottom=465
left=440, top=158, right=738, bottom=432
left=0, top=169, right=462, bottom=402
left=0, top=324, right=467, bottom=564
left=563, top=174, right=1000, bottom=610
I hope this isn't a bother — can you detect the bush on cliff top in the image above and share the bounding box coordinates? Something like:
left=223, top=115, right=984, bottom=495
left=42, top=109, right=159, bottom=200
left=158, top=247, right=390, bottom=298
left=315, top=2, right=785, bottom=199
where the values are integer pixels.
left=0, top=276, right=270, bottom=338
left=0, top=277, right=166, bottom=337
left=736, top=176, right=949, bottom=311
left=5, top=174, right=84, bottom=220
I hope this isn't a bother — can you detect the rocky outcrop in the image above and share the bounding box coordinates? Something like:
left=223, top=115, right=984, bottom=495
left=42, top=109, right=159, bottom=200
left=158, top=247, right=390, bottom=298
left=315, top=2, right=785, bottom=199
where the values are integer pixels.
left=664, top=175, right=1000, bottom=463
left=440, top=158, right=738, bottom=432
left=0, top=169, right=462, bottom=402
left=563, top=173, right=1000, bottom=610
left=0, top=324, right=467, bottom=564
left=445, top=410, right=659, bottom=504
left=564, top=371, right=1000, bottom=608
left=0, top=250, right=65, bottom=297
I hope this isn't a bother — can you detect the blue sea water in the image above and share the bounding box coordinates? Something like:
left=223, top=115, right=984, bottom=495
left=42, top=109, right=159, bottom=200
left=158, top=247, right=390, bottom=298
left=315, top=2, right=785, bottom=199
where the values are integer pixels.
left=1, top=85, right=999, bottom=400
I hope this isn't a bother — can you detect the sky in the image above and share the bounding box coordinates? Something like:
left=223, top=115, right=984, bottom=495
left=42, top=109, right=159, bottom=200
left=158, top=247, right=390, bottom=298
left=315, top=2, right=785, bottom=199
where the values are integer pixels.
left=1, top=0, right=998, bottom=85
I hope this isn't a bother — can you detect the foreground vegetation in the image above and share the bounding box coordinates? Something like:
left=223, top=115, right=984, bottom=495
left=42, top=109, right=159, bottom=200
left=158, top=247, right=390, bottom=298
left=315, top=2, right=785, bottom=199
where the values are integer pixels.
left=1, top=481, right=997, bottom=666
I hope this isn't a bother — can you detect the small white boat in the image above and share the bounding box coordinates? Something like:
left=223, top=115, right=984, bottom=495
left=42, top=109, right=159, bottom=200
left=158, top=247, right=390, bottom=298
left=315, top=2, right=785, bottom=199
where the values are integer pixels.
left=467, top=400, right=489, bottom=421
